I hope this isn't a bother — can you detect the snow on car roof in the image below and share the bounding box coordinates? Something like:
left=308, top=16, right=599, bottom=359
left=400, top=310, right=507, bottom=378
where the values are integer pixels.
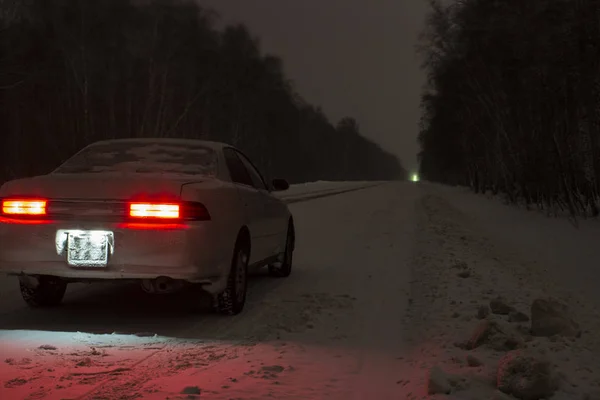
left=89, top=138, right=231, bottom=152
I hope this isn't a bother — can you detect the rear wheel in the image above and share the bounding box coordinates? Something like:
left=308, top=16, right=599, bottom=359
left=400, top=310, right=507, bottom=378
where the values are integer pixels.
left=215, top=243, right=249, bottom=316
left=20, top=276, right=67, bottom=307
left=269, top=223, right=294, bottom=278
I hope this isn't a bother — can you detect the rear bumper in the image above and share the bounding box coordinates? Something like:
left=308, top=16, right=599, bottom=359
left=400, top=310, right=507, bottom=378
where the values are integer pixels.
left=0, top=261, right=218, bottom=281
left=0, top=219, right=231, bottom=283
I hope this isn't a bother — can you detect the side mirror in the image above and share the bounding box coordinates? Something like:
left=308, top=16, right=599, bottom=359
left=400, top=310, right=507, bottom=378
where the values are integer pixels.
left=271, top=178, right=290, bottom=191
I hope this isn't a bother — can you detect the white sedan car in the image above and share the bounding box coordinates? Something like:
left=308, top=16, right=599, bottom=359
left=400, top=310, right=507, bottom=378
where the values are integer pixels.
left=0, top=138, right=295, bottom=315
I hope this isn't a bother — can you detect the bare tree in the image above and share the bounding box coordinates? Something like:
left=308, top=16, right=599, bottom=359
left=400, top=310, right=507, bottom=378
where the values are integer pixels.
left=0, top=0, right=406, bottom=184
left=417, top=0, right=600, bottom=218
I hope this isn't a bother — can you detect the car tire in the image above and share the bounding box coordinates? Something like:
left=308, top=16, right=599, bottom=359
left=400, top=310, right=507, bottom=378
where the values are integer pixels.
left=215, top=243, right=249, bottom=316
left=20, top=276, right=67, bottom=308
left=269, top=223, right=294, bottom=278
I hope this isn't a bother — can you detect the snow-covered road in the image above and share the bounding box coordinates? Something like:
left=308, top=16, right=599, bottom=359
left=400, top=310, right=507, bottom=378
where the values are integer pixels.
left=1, top=181, right=600, bottom=399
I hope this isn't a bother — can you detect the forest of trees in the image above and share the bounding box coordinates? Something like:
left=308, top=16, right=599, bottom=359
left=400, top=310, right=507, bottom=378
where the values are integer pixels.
left=417, top=0, right=600, bottom=217
left=0, top=0, right=405, bottom=184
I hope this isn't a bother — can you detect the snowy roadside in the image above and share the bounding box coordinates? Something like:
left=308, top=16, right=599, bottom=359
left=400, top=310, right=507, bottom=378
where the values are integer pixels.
left=403, top=184, right=600, bottom=399
left=424, top=183, right=600, bottom=311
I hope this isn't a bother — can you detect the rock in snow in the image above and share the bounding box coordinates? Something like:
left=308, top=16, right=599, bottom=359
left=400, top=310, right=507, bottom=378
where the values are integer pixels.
left=490, top=297, right=514, bottom=315
left=457, top=270, right=472, bottom=278
left=428, top=366, right=453, bottom=394
left=508, top=310, right=530, bottom=323
left=466, top=354, right=483, bottom=367
left=466, top=320, right=495, bottom=350
left=477, top=305, right=490, bottom=319
left=181, top=386, right=201, bottom=395
left=466, top=320, right=524, bottom=351
left=530, top=298, right=581, bottom=338
left=496, top=350, right=558, bottom=400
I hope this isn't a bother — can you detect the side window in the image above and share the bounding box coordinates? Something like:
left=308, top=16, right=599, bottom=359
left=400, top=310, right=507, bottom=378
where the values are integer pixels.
left=235, top=151, right=268, bottom=191
left=223, top=148, right=253, bottom=187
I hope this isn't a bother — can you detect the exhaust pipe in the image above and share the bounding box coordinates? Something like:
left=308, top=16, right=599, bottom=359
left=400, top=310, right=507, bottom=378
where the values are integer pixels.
left=140, top=277, right=182, bottom=294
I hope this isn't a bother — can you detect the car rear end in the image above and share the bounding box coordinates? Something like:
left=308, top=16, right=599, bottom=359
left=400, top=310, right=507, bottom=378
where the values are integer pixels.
left=0, top=140, right=234, bottom=285
left=0, top=194, right=218, bottom=282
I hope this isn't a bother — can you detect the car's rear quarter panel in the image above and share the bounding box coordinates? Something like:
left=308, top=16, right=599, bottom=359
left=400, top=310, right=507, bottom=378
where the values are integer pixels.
left=181, top=180, right=247, bottom=273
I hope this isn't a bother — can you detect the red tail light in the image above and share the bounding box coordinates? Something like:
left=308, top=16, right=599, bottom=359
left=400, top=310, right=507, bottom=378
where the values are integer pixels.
left=129, top=203, right=180, bottom=219
left=127, top=201, right=210, bottom=221
left=2, top=199, right=47, bottom=216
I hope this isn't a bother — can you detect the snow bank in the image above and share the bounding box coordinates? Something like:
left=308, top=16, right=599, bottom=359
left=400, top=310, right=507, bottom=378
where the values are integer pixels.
left=427, top=183, right=600, bottom=310
left=403, top=184, right=600, bottom=399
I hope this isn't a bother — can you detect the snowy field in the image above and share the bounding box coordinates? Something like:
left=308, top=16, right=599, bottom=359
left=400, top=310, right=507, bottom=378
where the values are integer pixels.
left=1, top=181, right=599, bottom=399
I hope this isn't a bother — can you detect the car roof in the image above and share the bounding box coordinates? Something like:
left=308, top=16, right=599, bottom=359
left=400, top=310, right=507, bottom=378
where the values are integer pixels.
left=88, top=138, right=235, bottom=152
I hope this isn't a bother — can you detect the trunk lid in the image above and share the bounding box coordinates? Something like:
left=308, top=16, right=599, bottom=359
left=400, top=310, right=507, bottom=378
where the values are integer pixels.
left=0, top=173, right=203, bottom=200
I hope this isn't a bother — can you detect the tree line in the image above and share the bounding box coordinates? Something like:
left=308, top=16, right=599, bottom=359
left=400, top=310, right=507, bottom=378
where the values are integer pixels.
left=417, top=0, right=600, bottom=217
left=0, top=0, right=405, bottom=184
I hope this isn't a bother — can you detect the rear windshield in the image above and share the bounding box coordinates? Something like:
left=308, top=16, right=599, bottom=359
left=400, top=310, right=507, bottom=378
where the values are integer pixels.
left=53, top=141, right=218, bottom=176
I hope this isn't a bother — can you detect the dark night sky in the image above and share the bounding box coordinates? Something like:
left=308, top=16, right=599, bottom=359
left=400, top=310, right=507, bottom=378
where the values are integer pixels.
left=197, top=0, right=427, bottom=171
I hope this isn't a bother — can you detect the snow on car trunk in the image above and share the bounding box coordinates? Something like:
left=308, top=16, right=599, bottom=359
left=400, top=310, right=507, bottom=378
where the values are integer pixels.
left=0, top=173, right=199, bottom=200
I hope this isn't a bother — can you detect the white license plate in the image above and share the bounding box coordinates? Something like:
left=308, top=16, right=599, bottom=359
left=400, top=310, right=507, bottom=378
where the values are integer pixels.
left=67, top=231, right=112, bottom=267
